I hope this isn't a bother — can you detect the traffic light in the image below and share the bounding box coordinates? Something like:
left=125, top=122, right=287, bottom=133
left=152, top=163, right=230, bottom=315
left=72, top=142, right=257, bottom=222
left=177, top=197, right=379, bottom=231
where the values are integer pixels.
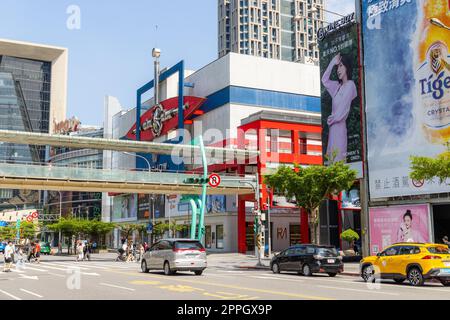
left=253, top=215, right=260, bottom=234
left=183, top=177, right=210, bottom=184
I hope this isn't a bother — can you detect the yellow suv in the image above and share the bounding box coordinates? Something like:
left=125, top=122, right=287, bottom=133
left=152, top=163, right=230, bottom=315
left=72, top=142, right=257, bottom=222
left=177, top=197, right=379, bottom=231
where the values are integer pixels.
left=360, top=243, right=450, bottom=286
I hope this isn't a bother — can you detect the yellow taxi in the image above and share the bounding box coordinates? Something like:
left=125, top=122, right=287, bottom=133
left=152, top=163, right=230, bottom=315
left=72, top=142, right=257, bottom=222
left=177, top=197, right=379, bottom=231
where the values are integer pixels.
left=360, top=243, right=450, bottom=286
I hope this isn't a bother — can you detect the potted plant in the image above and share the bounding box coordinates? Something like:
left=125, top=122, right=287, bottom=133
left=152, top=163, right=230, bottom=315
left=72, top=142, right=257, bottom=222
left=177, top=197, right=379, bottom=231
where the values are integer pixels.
left=340, top=229, right=360, bottom=256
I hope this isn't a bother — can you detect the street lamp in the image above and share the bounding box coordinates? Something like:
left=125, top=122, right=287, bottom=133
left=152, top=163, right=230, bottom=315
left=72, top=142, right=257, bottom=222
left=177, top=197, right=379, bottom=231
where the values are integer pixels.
left=57, top=191, right=62, bottom=254
left=266, top=186, right=272, bottom=259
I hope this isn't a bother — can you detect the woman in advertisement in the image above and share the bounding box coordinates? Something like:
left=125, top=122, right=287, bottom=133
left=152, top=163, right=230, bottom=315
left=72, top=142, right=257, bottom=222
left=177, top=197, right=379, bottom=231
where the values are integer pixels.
left=322, top=53, right=357, bottom=162
left=397, top=210, right=425, bottom=243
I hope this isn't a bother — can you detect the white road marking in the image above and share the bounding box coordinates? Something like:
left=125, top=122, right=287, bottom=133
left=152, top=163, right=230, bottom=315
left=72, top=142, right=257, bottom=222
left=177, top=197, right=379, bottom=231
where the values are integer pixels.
left=81, top=272, right=100, bottom=276
left=35, top=265, right=67, bottom=271
left=18, top=274, right=39, bottom=281
left=251, top=276, right=304, bottom=282
left=44, top=262, right=90, bottom=270
left=0, top=289, right=21, bottom=300
left=11, top=269, right=25, bottom=273
left=99, top=283, right=135, bottom=291
left=317, top=285, right=400, bottom=296
left=20, top=289, right=43, bottom=298
left=21, top=266, right=48, bottom=272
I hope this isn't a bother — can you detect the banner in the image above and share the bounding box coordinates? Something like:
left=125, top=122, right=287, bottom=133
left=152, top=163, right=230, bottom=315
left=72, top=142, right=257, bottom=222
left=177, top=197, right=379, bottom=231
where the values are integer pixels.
left=369, top=204, right=431, bottom=255
left=318, top=14, right=363, bottom=178
left=361, top=0, right=450, bottom=199
left=137, top=194, right=165, bottom=220
left=112, top=194, right=137, bottom=221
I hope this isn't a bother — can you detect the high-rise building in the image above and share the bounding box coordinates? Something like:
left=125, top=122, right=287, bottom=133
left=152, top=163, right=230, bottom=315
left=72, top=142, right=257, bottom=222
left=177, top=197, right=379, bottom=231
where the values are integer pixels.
left=0, top=39, right=67, bottom=206
left=218, top=0, right=324, bottom=63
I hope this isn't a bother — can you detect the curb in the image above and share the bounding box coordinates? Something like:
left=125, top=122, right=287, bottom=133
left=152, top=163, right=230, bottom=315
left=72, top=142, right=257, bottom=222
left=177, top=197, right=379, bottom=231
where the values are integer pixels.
left=234, top=265, right=361, bottom=277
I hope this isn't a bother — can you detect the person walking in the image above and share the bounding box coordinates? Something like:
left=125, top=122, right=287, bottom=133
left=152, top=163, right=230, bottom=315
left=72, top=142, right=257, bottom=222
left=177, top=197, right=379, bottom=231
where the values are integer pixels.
left=3, top=241, right=14, bottom=272
left=35, top=241, right=41, bottom=264
left=76, top=241, right=84, bottom=262
left=27, top=242, right=35, bottom=263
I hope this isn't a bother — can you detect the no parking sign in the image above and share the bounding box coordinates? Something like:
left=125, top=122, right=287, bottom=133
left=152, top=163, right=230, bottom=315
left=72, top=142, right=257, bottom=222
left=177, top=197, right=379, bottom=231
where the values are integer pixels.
left=208, top=174, right=221, bottom=188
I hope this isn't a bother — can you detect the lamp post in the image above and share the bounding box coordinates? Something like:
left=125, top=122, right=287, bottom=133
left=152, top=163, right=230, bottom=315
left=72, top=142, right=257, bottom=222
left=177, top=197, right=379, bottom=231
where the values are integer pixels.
left=310, top=5, right=345, bottom=18
left=57, top=191, right=62, bottom=254
left=266, top=187, right=272, bottom=259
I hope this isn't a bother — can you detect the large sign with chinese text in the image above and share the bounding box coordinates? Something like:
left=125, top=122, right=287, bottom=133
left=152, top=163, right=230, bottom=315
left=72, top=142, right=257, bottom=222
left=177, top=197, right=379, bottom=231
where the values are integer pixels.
left=361, top=0, right=450, bottom=199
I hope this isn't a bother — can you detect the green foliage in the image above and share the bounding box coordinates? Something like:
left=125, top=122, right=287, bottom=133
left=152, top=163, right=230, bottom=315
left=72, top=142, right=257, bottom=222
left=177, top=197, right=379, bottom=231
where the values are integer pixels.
left=265, top=162, right=357, bottom=244
left=0, top=224, right=15, bottom=241
left=410, top=149, right=450, bottom=184
left=265, top=162, right=357, bottom=214
left=19, top=221, right=38, bottom=241
left=340, top=229, right=360, bottom=243
left=153, top=222, right=187, bottom=236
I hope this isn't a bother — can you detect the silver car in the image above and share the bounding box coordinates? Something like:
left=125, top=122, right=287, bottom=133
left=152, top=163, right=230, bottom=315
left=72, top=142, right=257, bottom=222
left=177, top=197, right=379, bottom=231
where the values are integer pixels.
left=141, top=239, right=207, bottom=276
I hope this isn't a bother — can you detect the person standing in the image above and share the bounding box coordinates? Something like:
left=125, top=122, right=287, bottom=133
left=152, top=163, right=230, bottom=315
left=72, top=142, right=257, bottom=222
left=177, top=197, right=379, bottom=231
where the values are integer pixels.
left=76, top=241, right=84, bottom=262
left=3, top=241, right=14, bottom=272
left=35, top=241, right=41, bottom=264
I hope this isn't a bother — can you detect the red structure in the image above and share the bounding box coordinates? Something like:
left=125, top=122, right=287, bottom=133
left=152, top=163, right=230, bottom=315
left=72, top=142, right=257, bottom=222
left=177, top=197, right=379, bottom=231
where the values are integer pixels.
left=235, top=111, right=322, bottom=254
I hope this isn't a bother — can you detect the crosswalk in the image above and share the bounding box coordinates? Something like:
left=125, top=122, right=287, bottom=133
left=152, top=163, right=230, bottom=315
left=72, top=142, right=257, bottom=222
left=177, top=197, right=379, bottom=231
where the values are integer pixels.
left=2, top=260, right=140, bottom=278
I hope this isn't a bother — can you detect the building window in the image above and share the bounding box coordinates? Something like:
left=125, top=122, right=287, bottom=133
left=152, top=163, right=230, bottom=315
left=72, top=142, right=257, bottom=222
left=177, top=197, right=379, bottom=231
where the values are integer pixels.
left=289, top=224, right=301, bottom=246
left=205, top=225, right=212, bottom=249
left=216, top=225, right=224, bottom=249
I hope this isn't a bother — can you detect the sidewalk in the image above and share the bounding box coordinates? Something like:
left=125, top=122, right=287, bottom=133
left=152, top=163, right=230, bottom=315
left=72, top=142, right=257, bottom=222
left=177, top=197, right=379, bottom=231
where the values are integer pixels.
left=206, top=253, right=360, bottom=277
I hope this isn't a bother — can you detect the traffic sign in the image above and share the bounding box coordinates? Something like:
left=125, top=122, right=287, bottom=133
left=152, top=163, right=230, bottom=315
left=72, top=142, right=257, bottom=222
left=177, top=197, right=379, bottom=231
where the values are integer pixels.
left=208, top=173, right=221, bottom=188
left=147, top=222, right=153, bottom=233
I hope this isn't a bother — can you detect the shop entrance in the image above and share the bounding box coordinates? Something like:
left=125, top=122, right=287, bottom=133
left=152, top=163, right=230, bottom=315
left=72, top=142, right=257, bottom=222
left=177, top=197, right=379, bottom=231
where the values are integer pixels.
left=433, top=204, right=450, bottom=244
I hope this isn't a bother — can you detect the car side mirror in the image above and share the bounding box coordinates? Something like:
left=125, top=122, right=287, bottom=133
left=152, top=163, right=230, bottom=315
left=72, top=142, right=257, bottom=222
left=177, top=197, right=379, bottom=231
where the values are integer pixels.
left=376, top=253, right=381, bottom=257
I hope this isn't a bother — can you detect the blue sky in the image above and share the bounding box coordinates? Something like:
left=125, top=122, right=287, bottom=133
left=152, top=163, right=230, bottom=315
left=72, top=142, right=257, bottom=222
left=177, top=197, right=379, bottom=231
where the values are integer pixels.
left=0, top=0, right=354, bottom=126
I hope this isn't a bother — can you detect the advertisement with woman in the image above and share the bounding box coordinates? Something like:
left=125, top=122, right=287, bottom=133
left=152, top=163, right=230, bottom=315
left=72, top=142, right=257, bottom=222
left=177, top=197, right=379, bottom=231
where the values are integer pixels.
left=369, top=204, right=431, bottom=255
left=318, top=15, right=363, bottom=178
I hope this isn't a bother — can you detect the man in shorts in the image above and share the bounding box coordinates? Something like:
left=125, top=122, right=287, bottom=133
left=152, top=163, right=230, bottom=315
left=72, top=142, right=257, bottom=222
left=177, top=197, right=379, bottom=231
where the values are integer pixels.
left=3, top=241, right=14, bottom=272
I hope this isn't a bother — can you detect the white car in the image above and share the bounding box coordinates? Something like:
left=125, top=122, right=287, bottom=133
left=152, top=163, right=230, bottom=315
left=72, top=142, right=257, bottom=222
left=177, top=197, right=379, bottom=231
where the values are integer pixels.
left=141, top=239, right=207, bottom=275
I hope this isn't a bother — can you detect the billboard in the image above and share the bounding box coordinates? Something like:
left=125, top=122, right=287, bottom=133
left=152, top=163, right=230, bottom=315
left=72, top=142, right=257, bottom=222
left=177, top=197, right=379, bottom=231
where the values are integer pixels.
left=318, top=13, right=363, bottom=178
left=341, top=187, right=361, bottom=209
left=369, top=204, right=431, bottom=255
left=137, top=194, right=165, bottom=220
left=112, top=194, right=137, bottom=221
left=206, top=195, right=226, bottom=213
left=361, top=0, right=450, bottom=199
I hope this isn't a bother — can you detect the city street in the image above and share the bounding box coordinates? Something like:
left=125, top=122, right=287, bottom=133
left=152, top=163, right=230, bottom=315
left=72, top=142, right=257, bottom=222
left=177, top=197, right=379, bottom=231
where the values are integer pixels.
left=0, top=253, right=449, bottom=300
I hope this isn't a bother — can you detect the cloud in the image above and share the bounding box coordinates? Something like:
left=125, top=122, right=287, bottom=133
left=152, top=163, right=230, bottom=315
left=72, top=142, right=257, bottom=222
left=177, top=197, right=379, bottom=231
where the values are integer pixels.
left=325, top=0, right=355, bottom=21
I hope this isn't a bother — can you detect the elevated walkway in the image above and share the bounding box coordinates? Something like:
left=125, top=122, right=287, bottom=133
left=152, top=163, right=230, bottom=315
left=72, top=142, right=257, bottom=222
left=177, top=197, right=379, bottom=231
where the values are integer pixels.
left=0, top=162, right=255, bottom=195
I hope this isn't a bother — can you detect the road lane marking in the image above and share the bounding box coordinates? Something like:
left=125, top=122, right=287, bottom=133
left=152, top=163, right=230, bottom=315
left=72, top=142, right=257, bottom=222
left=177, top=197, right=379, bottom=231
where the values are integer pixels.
left=44, top=262, right=90, bottom=270
left=317, top=285, right=400, bottom=296
left=18, top=274, right=39, bottom=281
left=21, top=266, right=48, bottom=272
left=251, top=276, right=304, bottom=282
left=36, top=265, right=67, bottom=271
left=20, top=289, right=43, bottom=298
left=99, top=282, right=135, bottom=291
left=0, top=289, right=21, bottom=300
left=108, top=270, right=334, bottom=300
left=130, top=280, right=162, bottom=285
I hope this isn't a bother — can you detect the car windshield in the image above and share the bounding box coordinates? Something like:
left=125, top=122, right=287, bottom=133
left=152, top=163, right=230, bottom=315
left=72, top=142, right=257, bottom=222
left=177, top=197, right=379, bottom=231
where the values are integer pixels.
left=175, top=241, right=204, bottom=250
left=427, top=246, right=450, bottom=254
left=316, top=247, right=338, bottom=257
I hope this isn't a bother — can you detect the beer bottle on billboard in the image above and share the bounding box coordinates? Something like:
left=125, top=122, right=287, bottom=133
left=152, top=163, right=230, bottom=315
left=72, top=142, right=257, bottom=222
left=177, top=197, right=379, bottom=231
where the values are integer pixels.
left=417, top=0, right=450, bottom=144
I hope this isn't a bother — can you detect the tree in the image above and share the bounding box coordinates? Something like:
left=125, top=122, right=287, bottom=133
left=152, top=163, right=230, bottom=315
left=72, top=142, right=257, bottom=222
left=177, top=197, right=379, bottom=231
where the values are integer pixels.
left=89, top=220, right=116, bottom=248
left=410, top=144, right=450, bottom=184
left=0, top=224, right=15, bottom=242
left=153, top=222, right=187, bottom=239
left=340, top=229, right=360, bottom=249
left=19, top=221, right=38, bottom=242
left=265, top=162, right=357, bottom=244
left=47, top=218, right=80, bottom=254
left=118, top=223, right=139, bottom=243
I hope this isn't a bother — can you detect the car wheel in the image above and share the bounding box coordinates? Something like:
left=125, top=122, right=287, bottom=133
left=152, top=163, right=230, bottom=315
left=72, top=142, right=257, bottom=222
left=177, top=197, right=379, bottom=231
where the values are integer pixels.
left=164, top=261, right=173, bottom=276
left=407, top=267, right=424, bottom=286
left=361, top=265, right=375, bottom=283
left=302, top=264, right=312, bottom=277
left=394, top=278, right=405, bottom=284
left=141, top=260, right=149, bottom=273
left=327, top=273, right=337, bottom=277
left=272, top=263, right=280, bottom=274
left=194, top=270, right=203, bottom=276
left=440, top=279, right=450, bottom=287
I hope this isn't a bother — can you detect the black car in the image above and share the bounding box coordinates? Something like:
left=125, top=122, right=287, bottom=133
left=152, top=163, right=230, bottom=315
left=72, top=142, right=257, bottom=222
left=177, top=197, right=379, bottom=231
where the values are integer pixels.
left=270, top=244, right=343, bottom=277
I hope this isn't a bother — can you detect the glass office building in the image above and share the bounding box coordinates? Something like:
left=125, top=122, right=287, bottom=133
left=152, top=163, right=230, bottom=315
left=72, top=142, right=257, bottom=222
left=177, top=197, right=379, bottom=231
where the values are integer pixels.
left=0, top=55, right=52, bottom=202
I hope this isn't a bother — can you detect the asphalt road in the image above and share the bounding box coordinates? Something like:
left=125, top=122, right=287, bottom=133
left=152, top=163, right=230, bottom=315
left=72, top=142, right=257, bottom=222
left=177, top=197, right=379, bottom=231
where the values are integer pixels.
left=0, top=254, right=449, bottom=300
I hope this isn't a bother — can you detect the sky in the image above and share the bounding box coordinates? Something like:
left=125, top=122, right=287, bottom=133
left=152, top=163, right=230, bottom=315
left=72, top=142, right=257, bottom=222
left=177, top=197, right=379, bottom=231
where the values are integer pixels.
left=0, top=0, right=355, bottom=127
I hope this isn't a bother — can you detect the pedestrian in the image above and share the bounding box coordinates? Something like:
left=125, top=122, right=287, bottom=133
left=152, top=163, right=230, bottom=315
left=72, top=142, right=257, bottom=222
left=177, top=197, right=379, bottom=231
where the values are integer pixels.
left=3, top=241, right=14, bottom=272
left=35, top=241, right=41, bottom=264
left=76, top=241, right=84, bottom=262
left=85, top=241, right=92, bottom=261
left=443, top=236, right=449, bottom=246
left=27, top=242, right=35, bottom=263
left=139, top=244, right=145, bottom=262
left=16, top=246, right=25, bottom=269
left=143, top=242, right=148, bottom=252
